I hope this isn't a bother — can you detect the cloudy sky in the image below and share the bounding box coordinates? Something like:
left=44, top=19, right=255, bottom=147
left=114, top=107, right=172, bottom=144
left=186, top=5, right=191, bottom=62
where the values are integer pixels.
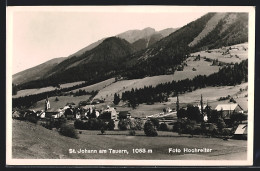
left=7, top=6, right=210, bottom=74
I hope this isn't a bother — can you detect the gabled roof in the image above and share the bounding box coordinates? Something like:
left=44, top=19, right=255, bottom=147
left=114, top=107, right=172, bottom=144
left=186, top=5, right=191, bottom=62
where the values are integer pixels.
left=234, top=124, right=247, bottom=135
left=215, top=103, right=243, bottom=111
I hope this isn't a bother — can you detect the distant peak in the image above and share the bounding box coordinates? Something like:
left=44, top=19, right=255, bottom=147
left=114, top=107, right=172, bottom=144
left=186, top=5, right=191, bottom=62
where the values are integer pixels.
left=142, top=27, right=155, bottom=31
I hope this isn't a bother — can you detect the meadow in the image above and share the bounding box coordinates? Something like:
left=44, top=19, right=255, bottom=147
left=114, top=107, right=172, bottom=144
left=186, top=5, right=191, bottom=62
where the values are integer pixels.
left=12, top=120, right=247, bottom=160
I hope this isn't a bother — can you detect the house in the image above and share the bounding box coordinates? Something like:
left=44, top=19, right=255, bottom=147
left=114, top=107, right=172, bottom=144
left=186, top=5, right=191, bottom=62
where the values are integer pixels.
left=103, top=106, right=119, bottom=120
left=45, top=108, right=64, bottom=118
left=215, top=103, right=244, bottom=119
left=234, top=124, right=247, bottom=139
left=36, top=110, right=45, bottom=118
left=83, top=105, right=95, bottom=113
left=12, top=111, right=20, bottom=119
left=118, top=111, right=131, bottom=119
left=234, top=124, right=247, bottom=135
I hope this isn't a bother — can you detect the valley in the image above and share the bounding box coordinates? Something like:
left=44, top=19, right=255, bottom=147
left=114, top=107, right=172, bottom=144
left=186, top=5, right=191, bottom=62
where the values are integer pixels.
left=10, top=12, right=250, bottom=161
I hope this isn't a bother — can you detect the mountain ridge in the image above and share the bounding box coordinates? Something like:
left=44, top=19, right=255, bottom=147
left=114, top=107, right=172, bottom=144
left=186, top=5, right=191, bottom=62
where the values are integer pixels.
left=14, top=12, right=248, bottom=89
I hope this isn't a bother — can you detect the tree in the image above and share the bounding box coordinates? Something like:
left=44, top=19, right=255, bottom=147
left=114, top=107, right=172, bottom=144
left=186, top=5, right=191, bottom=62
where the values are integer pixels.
left=176, top=93, right=180, bottom=112
left=186, top=105, right=202, bottom=122
left=186, top=120, right=197, bottom=137
left=128, top=97, right=138, bottom=109
left=177, top=108, right=187, bottom=119
left=113, top=93, right=120, bottom=105
left=149, top=118, right=160, bottom=128
left=55, top=97, right=59, bottom=102
left=159, top=122, right=169, bottom=131
left=144, top=121, right=158, bottom=137
left=200, top=94, right=204, bottom=115
left=216, top=117, right=226, bottom=133
left=12, top=84, right=18, bottom=95
left=107, top=119, right=115, bottom=130
left=208, top=110, right=221, bottom=123
left=118, top=119, right=130, bottom=130
left=230, top=112, right=247, bottom=125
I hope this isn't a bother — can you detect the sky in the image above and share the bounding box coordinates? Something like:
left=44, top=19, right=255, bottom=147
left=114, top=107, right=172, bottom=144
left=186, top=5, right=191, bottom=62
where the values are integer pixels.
left=8, top=6, right=209, bottom=74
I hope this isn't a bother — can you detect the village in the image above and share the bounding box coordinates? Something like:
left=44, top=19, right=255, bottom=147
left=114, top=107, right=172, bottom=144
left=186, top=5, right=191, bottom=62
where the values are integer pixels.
left=12, top=92, right=248, bottom=140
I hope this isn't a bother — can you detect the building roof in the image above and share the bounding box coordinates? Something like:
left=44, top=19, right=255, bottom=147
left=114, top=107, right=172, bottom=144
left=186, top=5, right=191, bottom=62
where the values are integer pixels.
left=215, top=103, right=243, bottom=111
left=83, top=105, right=95, bottom=110
left=234, top=124, right=247, bottom=135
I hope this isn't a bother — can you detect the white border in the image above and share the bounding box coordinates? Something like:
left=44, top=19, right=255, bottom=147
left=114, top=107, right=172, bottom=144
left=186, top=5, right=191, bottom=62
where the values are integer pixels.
left=6, top=6, right=255, bottom=166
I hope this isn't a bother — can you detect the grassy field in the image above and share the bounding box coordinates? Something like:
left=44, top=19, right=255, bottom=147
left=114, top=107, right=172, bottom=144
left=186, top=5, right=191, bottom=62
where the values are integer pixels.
left=12, top=120, right=247, bottom=160
left=191, top=43, right=248, bottom=64
left=169, top=82, right=248, bottom=104
left=94, top=63, right=220, bottom=102
left=72, top=78, right=115, bottom=93
left=13, top=81, right=85, bottom=98
left=95, top=82, right=248, bottom=118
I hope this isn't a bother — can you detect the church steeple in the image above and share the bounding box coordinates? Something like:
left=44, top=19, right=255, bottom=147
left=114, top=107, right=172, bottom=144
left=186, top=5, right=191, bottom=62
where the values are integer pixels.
left=45, top=95, right=50, bottom=111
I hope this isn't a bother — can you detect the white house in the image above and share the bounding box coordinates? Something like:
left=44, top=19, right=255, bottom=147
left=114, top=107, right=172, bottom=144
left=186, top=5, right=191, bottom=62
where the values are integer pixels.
left=103, top=106, right=119, bottom=120
left=215, top=103, right=244, bottom=118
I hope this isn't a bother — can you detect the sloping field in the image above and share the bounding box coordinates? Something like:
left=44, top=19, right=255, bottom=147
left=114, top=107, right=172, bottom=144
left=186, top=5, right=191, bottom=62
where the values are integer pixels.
left=72, top=78, right=115, bottom=93
left=95, top=61, right=220, bottom=102
left=95, top=46, right=232, bottom=102
left=13, top=81, right=85, bottom=98
left=12, top=120, right=247, bottom=160
left=191, top=43, right=248, bottom=64
left=30, top=95, right=91, bottom=111
left=115, top=82, right=247, bottom=118
left=13, top=86, right=56, bottom=98
left=169, top=82, right=248, bottom=104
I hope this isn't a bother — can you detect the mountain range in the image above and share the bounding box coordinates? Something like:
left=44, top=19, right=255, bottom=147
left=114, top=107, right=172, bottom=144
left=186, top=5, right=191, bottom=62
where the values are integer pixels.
left=13, top=27, right=178, bottom=85
left=13, top=12, right=248, bottom=90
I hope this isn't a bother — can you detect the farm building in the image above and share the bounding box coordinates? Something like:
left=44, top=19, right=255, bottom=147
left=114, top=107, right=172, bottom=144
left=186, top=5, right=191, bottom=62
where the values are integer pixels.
left=36, top=110, right=45, bottom=118
left=215, top=103, right=244, bottom=119
left=234, top=124, right=247, bottom=140
left=118, top=111, right=131, bottom=119
left=83, top=105, right=95, bottom=113
left=102, top=106, right=119, bottom=120
left=45, top=108, right=64, bottom=118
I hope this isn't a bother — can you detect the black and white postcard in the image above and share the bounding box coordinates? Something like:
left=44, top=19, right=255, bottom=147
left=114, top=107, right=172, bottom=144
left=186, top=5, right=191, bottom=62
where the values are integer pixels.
left=6, top=6, right=255, bottom=166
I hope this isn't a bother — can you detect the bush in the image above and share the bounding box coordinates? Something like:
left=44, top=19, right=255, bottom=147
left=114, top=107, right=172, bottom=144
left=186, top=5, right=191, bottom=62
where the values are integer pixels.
left=74, top=119, right=85, bottom=130
left=85, top=118, right=101, bottom=130
left=186, top=120, right=197, bottom=137
left=41, top=120, right=55, bottom=130
left=129, top=119, right=144, bottom=130
left=118, top=119, right=130, bottom=130
left=59, top=124, right=79, bottom=139
left=144, top=121, right=158, bottom=137
left=129, top=130, right=136, bottom=136
left=26, top=114, right=39, bottom=124
left=159, top=123, right=169, bottom=131
left=54, top=118, right=67, bottom=129
left=101, top=127, right=105, bottom=134
left=222, top=128, right=231, bottom=136
left=55, top=97, right=59, bottom=101
left=41, top=118, right=67, bottom=130
left=149, top=118, right=159, bottom=128
left=106, top=119, right=115, bottom=130
left=208, top=123, right=218, bottom=137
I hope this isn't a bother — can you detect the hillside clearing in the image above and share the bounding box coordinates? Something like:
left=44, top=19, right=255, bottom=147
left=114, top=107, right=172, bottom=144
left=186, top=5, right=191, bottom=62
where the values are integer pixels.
left=168, top=82, right=248, bottom=104
left=13, top=81, right=85, bottom=98
left=191, top=43, right=248, bottom=64
left=72, top=78, right=115, bottom=93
